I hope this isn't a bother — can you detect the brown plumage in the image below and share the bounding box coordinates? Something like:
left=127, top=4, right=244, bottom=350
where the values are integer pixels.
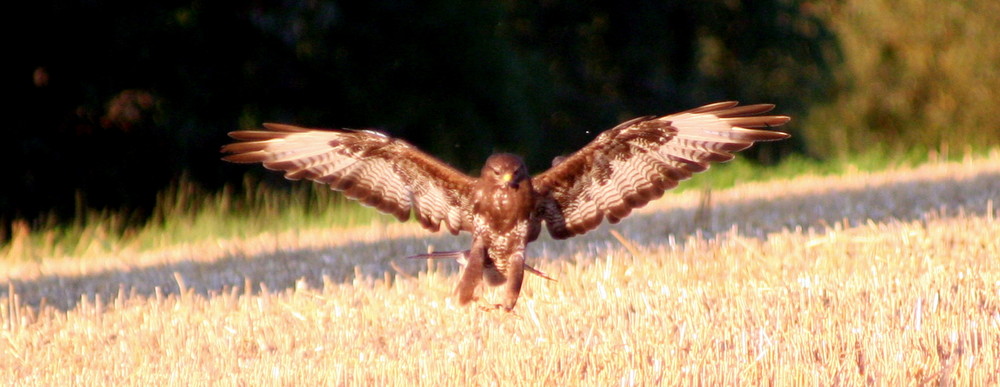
left=221, top=101, right=790, bottom=311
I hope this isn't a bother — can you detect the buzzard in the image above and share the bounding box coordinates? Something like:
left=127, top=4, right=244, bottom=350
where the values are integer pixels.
left=221, top=101, right=790, bottom=311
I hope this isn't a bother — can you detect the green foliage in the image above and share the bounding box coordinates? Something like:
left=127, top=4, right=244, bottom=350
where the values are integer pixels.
left=12, top=0, right=1000, bottom=250
left=801, top=0, right=1000, bottom=157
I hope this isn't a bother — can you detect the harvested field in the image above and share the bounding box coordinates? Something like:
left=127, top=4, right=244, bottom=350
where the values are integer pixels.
left=3, top=152, right=1000, bottom=385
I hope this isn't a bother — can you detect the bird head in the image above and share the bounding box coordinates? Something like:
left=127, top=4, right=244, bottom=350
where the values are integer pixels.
left=483, top=153, right=528, bottom=189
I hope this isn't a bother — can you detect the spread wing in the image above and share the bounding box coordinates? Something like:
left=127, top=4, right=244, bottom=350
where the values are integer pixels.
left=532, top=101, right=790, bottom=239
left=221, top=124, right=475, bottom=235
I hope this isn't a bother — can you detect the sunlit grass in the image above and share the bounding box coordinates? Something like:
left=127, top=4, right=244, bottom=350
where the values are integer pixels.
left=3, top=146, right=990, bottom=263
left=1, top=149, right=998, bottom=385
left=2, top=177, right=391, bottom=262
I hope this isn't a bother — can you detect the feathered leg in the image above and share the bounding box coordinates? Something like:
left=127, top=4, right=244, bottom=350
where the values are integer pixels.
left=454, top=238, right=486, bottom=305
left=501, top=252, right=525, bottom=311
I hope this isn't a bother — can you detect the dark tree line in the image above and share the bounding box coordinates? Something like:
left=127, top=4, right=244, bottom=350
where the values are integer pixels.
left=9, top=0, right=835, bottom=228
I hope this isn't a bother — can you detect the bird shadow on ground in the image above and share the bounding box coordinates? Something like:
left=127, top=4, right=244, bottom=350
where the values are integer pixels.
left=4, top=171, right=999, bottom=311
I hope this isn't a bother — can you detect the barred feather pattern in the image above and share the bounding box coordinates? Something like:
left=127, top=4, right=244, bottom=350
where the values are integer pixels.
left=533, top=101, right=790, bottom=239
left=221, top=124, right=475, bottom=235
left=473, top=214, right=529, bottom=282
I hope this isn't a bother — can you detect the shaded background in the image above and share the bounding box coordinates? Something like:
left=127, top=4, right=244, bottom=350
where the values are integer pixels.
left=9, top=0, right=1000, bottom=236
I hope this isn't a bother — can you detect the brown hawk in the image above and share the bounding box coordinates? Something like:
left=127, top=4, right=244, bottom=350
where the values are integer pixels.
left=221, top=101, right=790, bottom=311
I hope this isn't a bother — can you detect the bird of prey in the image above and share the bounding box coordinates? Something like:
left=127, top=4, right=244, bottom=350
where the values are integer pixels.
left=221, top=101, right=790, bottom=311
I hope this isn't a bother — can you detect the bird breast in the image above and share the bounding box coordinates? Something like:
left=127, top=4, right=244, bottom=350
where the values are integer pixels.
left=472, top=181, right=534, bottom=234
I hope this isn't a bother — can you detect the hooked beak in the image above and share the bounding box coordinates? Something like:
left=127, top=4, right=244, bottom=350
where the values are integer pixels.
left=502, top=173, right=519, bottom=189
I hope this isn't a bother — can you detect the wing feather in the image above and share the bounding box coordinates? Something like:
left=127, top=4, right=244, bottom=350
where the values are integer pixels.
left=222, top=124, right=475, bottom=234
left=533, top=101, right=790, bottom=239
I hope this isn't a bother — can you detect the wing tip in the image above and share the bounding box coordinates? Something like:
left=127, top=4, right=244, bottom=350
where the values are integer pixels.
left=748, top=103, right=776, bottom=113
left=262, top=123, right=309, bottom=132
left=757, top=128, right=792, bottom=141
left=769, top=115, right=792, bottom=125
left=220, top=152, right=265, bottom=163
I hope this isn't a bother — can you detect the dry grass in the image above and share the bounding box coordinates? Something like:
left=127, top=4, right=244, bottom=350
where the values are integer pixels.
left=3, top=151, right=1000, bottom=385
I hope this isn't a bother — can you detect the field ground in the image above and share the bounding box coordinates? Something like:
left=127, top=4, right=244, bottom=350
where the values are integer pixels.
left=3, top=151, right=1000, bottom=385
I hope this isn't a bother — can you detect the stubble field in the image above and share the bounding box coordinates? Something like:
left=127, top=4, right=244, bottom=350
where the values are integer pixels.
left=3, top=152, right=1000, bottom=385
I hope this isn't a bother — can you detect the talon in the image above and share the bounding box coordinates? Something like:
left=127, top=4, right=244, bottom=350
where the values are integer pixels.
left=477, top=303, right=518, bottom=315
left=477, top=303, right=502, bottom=312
